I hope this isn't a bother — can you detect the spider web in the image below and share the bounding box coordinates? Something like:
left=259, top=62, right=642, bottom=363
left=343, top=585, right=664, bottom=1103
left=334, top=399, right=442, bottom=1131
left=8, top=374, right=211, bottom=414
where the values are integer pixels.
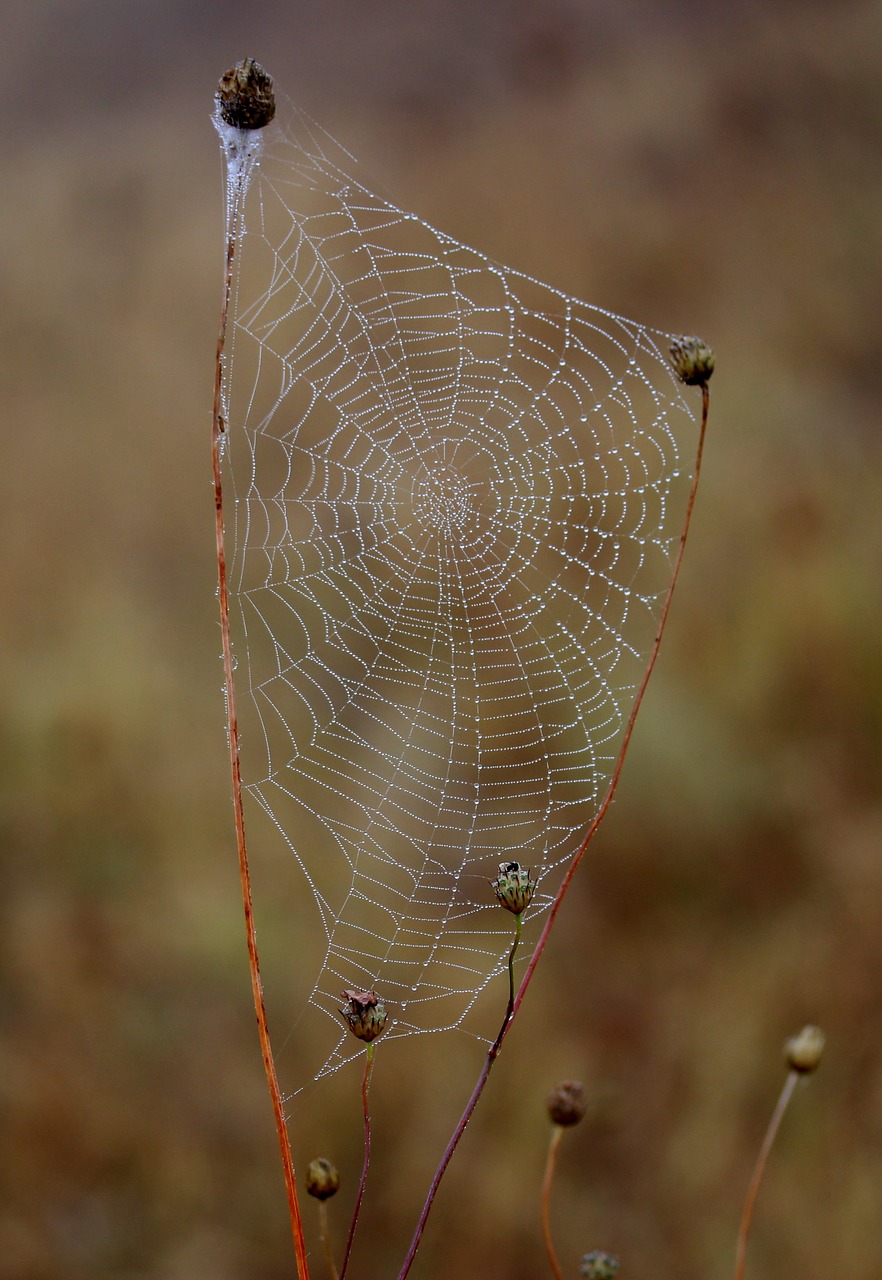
left=214, top=92, right=701, bottom=1084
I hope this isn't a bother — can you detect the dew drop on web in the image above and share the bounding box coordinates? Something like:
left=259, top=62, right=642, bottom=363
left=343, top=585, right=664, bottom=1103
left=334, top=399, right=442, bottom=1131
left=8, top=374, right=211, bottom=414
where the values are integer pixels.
left=215, top=78, right=704, bottom=1086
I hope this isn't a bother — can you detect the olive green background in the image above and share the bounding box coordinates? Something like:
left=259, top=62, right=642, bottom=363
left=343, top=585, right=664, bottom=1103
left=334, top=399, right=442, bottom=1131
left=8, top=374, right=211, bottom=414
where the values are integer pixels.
left=2, top=2, right=881, bottom=1278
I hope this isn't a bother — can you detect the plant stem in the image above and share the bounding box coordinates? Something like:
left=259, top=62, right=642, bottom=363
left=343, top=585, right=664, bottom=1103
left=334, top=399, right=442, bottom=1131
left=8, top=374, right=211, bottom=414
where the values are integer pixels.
left=396, top=383, right=711, bottom=1280
left=318, top=1202, right=339, bottom=1280
left=541, top=1126, right=565, bottom=1280
left=734, top=1068, right=799, bottom=1280
left=506, top=912, right=523, bottom=1026
left=213, top=176, right=310, bottom=1280
left=340, top=1043, right=376, bottom=1280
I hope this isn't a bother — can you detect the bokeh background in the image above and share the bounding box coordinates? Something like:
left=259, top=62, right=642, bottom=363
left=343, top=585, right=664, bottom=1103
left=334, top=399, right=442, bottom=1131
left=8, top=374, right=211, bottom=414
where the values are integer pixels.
left=2, top=2, right=881, bottom=1278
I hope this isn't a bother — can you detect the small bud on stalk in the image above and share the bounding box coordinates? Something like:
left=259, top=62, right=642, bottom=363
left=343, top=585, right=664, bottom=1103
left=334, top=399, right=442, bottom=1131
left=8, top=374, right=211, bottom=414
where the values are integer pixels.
left=547, top=1079, right=586, bottom=1127
left=669, top=335, right=715, bottom=387
left=216, top=58, right=276, bottom=131
left=306, top=1156, right=340, bottom=1200
left=580, top=1250, right=620, bottom=1279
left=785, top=1024, right=825, bottom=1074
left=491, top=861, right=536, bottom=915
left=340, top=988, right=388, bottom=1042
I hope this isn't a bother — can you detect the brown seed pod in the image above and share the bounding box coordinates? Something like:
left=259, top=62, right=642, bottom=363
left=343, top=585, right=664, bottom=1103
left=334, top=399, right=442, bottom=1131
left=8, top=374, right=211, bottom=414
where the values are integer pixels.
left=669, top=334, right=715, bottom=387
left=216, top=59, right=276, bottom=131
left=339, top=988, right=388, bottom=1042
left=306, top=1156, right=340, bottom=1201
left=547, top=1079, right=587, bottom=1127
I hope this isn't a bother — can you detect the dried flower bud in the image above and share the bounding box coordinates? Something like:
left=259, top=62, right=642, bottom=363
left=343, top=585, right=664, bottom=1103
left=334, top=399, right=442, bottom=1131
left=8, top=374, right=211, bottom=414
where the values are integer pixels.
left=785, top=1024, right=825, bottom=1074
left=491, top=861, right=536, bottom=915
left=216, top=59, right=276, bottom=130
left=340, top=989, right=388, bottom=1042
left=547, top=1079, right=586, bottom=1127
left=669, top=335, right=715, bottom=387
left=580, top=1250, right=620, bottom=1279
left=306, top=1156, right=340, bottom=1200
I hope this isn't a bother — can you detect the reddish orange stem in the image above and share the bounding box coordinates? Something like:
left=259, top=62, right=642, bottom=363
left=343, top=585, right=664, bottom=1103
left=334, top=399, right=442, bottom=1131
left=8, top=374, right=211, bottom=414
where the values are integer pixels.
left=213, top=195, right=311, bottom=1280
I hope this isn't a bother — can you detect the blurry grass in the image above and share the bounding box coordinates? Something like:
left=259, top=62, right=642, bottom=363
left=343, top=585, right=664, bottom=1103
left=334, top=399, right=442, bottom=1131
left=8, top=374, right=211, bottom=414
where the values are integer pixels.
left=2, top=4, right=882, bottom=1278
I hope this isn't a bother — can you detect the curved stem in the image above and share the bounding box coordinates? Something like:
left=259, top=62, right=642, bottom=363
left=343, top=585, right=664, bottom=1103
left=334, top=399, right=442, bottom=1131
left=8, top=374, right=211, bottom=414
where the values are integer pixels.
left=396, top=384, right=711, bottom=1280
left=340, top=1044, right=376, bottom=1280
left=734, top=1069, right=799, bottom=1280
left=540, top=1126, right=565, bottom=1280
left=213, top=179, right=310, bottom=1280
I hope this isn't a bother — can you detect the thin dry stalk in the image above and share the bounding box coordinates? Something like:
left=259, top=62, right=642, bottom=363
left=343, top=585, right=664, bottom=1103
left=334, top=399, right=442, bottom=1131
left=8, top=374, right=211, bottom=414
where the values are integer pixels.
left=396, top=381, right=711, bottom=1280
left=339, top=1044, right=377, bottom=1280
left=318, top=1202, right=339, bottom=1280
left=541, top=1126, right=565, bottom=1280
left=734, top=1069, right=799, bottom=1280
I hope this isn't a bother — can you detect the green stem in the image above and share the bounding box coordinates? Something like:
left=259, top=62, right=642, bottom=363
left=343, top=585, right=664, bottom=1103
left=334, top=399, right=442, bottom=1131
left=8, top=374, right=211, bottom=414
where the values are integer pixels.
left=506, top=912, right=523, bottom=1026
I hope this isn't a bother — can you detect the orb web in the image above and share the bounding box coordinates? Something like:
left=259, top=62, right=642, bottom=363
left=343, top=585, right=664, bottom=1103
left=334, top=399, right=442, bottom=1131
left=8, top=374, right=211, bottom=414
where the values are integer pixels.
left=216, top=93, right=701, bottom=1084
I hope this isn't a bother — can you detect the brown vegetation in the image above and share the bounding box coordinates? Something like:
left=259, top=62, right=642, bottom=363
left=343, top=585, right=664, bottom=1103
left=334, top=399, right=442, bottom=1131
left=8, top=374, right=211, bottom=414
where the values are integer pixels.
left=2, top=3, right=881, bottom=1278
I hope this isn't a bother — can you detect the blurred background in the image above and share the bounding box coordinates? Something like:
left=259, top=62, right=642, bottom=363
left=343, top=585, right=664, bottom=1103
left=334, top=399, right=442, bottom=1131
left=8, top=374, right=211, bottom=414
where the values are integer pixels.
left=2, top=1, right=881, bottom=1278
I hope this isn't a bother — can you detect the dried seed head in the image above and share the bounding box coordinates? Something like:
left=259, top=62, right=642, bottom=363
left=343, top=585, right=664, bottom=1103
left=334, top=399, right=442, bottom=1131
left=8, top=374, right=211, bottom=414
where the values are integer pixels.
left=785, top=1024, right=825, bottom=1074
left=669, top=335, right=715, bottom=387
left=340, top=988, right=388, bottom=1042
left=306, top=1156, right=340, bottom=1201
left=547, top=1079, right=587, bottom=1127
left=491, top=861, right=536, bottom=915
left=216, top=59, right=276, bottom=130
left=580, top=1250, right=620, bottom=1279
